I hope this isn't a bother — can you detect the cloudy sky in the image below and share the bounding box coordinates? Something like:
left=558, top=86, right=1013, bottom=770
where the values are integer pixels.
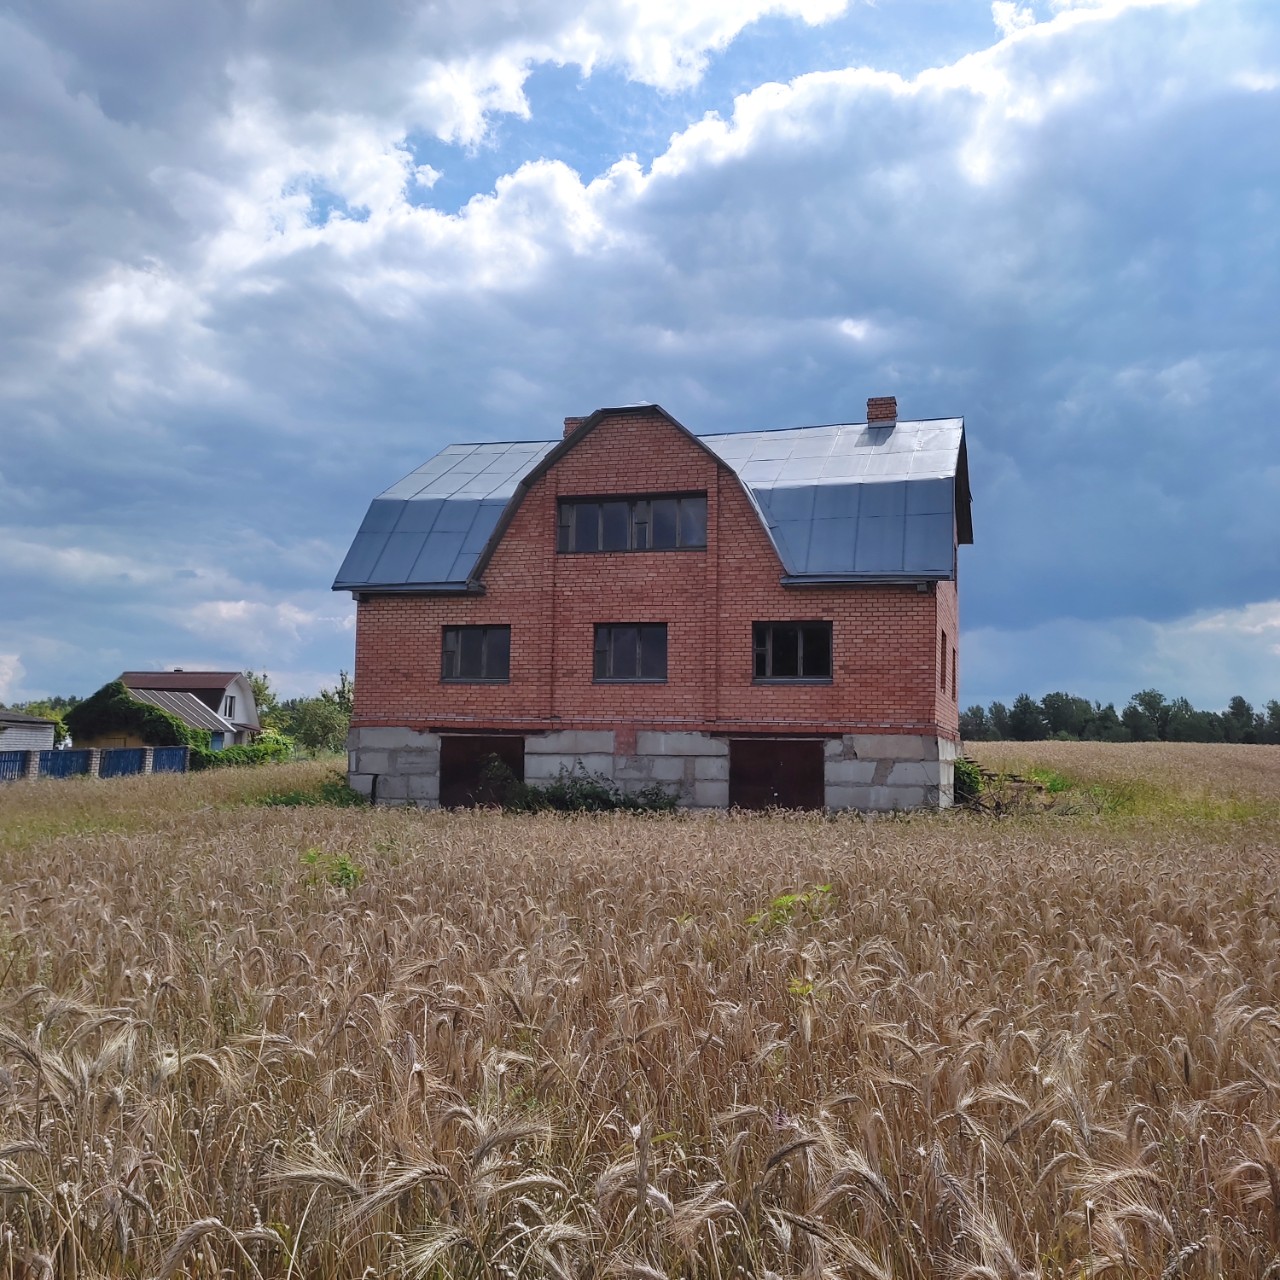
left=2, top=0, right=1277, bottom=711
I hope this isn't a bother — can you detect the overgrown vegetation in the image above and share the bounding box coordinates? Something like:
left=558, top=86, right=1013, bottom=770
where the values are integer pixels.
left=257, top=770, right=368, bottom=807
left=1, top=746, right=1279, bottom=1278
left=480, top=756, right=679, bottom=812
left=63, top=679, right=201, bottom=747
left=188, top=728, right=295, bottom=771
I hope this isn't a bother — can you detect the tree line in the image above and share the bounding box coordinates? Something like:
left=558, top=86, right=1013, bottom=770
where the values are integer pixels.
left=962, top=689, right=1280, bottom=744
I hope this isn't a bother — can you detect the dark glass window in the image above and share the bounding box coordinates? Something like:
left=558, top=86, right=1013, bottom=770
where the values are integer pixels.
left=442, top=625, right=511, bottom=682
left=558, top=494, right=706, bottom=552
left=594, top=624, right=668, bottom=682
left=753, top=622, right=833, bottom=681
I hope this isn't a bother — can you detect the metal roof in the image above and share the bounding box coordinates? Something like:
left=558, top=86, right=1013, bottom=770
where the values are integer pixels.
left=121, top=671, right=241, bottom=693
left=333, top=413, right=969, bottom=592
left=333, top=441, right=558, bottom=591
left=128, top=688, right=236, bottom=734
left=700, top=419, right=966, bottom=579
left=0, top=710, right=58, bottom=726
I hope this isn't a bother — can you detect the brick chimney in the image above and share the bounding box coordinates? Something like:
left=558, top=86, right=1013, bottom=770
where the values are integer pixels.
left=867, top=395, right=897, bottom=426
left=563, top=416, right=588, bottom=438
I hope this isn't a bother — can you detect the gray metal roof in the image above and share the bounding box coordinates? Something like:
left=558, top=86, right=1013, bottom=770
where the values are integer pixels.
left=700, top=419, right=966, bottom=579
left=333, top=415, right=968, bottom=592
left=333, top=441, right=557, bottom=591
left=129, top=688, right=236, bottom=734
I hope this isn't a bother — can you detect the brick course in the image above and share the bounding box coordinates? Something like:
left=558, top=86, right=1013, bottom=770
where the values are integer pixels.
left=352, top=407, right=960, bottom=746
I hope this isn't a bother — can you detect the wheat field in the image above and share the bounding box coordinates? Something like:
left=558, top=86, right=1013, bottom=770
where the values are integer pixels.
left=1, top=745, right=1279, bottom=1279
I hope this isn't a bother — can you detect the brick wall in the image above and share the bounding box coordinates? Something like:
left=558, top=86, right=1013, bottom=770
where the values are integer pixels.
left=353, top=407, right=960, bottom=741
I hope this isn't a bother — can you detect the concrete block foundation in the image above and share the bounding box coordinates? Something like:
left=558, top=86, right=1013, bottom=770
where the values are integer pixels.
left=348, top=727, right=955, bottom=811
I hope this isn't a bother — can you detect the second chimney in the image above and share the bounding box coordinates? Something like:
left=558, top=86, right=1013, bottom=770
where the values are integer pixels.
left=867, top=395, right=897, bottom=426
left=563, top=416, right=588, bottom=438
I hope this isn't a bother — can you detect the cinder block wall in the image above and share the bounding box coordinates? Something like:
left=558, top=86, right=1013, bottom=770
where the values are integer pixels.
left=350, top=407, right=961, bottom=807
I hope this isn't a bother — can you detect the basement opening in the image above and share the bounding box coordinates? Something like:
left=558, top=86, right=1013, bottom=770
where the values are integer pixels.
left=438, top=734, right=525, bottom=808
left=728, top=738, right=825, bottom=811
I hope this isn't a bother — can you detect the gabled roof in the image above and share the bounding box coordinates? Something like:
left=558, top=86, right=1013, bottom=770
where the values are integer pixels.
left=333, top=406, right=971, bottom=592
left=0, top=710, right=58, bottom=726
left=128, top=688, right=236, bottom=734
left=121, top=671, right=241, bottom=693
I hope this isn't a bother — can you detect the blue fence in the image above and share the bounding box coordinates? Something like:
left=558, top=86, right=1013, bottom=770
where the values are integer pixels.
left=0, top=745, right=192, bottom=783
left=153, top=746, right=189, bottom=774
left=38, top=749, right=91, bottom=778
left=100, top=747, right=146, bottom=779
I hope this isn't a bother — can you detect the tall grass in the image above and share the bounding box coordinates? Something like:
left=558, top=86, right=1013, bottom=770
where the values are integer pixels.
left=2, top=748, right=1279, bottom=1278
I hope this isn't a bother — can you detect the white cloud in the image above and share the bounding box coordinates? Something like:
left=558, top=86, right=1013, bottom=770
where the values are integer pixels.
left=966, top=599, right=1280, bottom=709
left=0, top=654, right=22, bottom=703
left=992, top=4, right=1038, bottom=39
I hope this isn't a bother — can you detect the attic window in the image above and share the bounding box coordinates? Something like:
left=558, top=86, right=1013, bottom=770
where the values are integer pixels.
left=558, top=494, right=706, bottom=553
left=223, top=695, right=236, bottom=719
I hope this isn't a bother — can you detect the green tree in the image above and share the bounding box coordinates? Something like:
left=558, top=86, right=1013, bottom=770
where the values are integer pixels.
left=988, top=701, right=1011, bottom=740
left=6, top=697, right=80, bottom=745
left=1008, top=693, right=1048, bottom=741
left=280, top=672, right=353, bottom=753
left=959, top=705, right=993, bottom=740
left=1040, top=691, right=1094, bottom=739
left=1122, top=689, right=1170, bottom=741
left=1263, top=700, right=1280, bottom=745
left=244, top=670, right=282, bottom=729
left=1223, top=695, right=1261, bottom=744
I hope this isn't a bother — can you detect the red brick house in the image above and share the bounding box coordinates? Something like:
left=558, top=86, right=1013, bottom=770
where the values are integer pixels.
left=333, top=398, right=972, bottom=809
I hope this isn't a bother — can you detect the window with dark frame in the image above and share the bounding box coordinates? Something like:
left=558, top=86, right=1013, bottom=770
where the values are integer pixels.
left=558, top=494, right=707, bottom=553
left=441, top=625, right=511, bottom=682
left=951, top=647, right=957, bottom=701
left=593, top=624, right=668, bottom=682
left=753, top=622, right=833, bottom=681
left=940, top=630, right=947, bottom=690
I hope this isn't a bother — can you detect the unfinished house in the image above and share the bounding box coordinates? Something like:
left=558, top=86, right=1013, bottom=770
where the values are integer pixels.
left=333, top=397, right=972, bottom=809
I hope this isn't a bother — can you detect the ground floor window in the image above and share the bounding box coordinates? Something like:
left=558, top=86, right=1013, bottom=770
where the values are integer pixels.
left=752, top=621, right=832, bottom=681
left=442, top=625, right=511, bottom=682
left=593, top=623, right=668, bottom=682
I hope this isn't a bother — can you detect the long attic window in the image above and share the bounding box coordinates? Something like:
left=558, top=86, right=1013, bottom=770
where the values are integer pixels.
left=557, top=494, right=707, bottom=553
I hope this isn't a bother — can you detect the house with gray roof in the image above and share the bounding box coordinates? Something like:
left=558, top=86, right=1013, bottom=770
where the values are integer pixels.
left=334, top=397, right=972, bottom=810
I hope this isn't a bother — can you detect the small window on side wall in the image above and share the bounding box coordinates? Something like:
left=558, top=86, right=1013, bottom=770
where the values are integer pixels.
left=442, top=625, right=511, bottom=682
left=753, top=622, right=833, bottom=681
left=594, top=624, right=667, bottom=682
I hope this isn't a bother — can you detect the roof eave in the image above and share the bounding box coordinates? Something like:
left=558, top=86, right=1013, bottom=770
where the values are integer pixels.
left=338, top=581, right=485, bottom=597
left=779, top=572, right=953, bottom=587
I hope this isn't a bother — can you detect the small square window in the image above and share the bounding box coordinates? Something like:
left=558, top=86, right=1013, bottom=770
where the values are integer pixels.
left=442, top=626, right=511, bottom=682
left=753, top=622, right=833, bottom=681
left=594, top=624, right=667, bottom=682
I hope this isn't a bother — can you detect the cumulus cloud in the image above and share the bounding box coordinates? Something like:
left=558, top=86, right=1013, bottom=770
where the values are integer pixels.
left=0, top=654, right=23, bottom=704
left=965, top=597, right=1280, bottom=710
left=2, top=0, right=1277, bottom=703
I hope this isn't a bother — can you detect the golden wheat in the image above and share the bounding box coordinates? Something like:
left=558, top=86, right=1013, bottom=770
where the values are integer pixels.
left=1, top=746, right=1279, bottom=1278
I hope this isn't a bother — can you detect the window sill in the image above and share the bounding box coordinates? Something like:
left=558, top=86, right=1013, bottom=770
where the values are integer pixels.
left=592, top=678, right=669, bottom=684
left=558, top=547, right=706, bottom=555
left=440, top=678, right=511, bottom=685
left=752, top=677, right=834, bottom=685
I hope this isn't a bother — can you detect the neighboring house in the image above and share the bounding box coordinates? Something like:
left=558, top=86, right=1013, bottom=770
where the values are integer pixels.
left=0, top=710, right=58, bottom=752
left=73, top=672, right=261, bottom=749
left=333, top=398, right=972, bottom=810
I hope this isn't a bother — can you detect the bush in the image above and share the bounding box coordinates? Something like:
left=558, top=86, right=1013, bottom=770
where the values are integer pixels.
left=190, top=730, right=294, bottom=771
left=480, top=757, right=678, bottom=814
left=954, top=756, right=984, bottom=805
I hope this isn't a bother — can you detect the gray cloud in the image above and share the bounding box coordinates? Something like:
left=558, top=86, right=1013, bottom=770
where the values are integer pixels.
left=2, top=0, right=1278, bottom=706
